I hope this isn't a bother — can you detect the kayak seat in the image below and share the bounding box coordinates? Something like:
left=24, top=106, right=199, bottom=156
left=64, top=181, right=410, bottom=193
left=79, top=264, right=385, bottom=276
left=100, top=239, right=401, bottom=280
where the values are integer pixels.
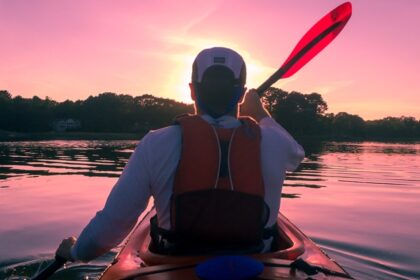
left=149, top=214, right=266, bottom=256
left=136, top=210, right=306, bottom=266
left=148, top=224, right=293, bottom=255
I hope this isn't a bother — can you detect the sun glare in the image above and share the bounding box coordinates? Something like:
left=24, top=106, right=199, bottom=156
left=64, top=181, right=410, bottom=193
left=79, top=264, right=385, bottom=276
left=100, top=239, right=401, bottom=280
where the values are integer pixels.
left=175, top=73, right=193, bottom=104
left=164, top=36, right=283, bottom=103
left=169, top=54, right=195, bottom=104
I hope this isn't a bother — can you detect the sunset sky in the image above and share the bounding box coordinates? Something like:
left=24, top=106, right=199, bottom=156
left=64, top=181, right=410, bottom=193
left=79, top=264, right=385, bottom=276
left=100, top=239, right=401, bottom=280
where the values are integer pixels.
left=1, top=0, right=419, bottom=120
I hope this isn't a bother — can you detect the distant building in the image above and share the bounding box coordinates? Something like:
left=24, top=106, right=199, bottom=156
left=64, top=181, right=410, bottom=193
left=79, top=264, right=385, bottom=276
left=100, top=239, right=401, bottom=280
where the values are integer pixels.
left=52, top=119, right=81, bottom=132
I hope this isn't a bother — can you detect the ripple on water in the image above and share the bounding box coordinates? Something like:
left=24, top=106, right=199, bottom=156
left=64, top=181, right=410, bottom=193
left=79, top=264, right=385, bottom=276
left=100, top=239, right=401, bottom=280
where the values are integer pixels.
left=0, top=140, right=136, bottom=180
left=0, top=252, right=114, bottom=280
left=315, top=237, right=420, bottom=280
left=0, top=140, right=419, bottom=279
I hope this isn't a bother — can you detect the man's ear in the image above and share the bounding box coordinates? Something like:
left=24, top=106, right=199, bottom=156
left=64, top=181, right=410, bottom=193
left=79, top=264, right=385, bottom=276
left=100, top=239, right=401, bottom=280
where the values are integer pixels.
left=238, top=87, right=247, bottom=103
left=189, top=83, right=196, bottom=101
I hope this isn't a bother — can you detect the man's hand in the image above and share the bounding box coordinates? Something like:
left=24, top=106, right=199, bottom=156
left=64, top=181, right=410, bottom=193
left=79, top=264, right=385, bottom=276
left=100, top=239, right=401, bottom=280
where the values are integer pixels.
left=240, top=89, right=271, bottom=122
left=56, top=236, right=77, bottom=262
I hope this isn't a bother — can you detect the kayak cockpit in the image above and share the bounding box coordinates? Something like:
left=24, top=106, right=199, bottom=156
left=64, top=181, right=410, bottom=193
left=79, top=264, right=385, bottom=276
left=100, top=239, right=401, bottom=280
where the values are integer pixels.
left=99, top=209, right=352, bottom=280
left=136, top=210, right=305, bottom=266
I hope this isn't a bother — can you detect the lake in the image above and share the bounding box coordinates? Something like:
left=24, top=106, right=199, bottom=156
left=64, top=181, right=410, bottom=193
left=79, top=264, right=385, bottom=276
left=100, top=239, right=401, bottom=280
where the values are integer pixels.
left=0, top=140, right=419, bottom=279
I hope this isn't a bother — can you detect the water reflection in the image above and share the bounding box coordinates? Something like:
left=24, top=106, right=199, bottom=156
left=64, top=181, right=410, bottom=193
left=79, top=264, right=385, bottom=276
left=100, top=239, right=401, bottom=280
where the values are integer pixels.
left=0, top=140, right=419, bottom=279
left=0, top=254, right=110, bottom=280
left=0, top=140, right=138, bottom=180
left=281, top=141, right=420, bottom=279
left=321, top=141, right=419, bottom=155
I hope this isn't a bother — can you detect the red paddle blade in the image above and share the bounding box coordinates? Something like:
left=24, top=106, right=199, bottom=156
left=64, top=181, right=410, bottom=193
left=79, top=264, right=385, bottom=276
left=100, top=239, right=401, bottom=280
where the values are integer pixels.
left=281, top=2, right=352, bottom=78
left=257, top=2, right=352, bottom=95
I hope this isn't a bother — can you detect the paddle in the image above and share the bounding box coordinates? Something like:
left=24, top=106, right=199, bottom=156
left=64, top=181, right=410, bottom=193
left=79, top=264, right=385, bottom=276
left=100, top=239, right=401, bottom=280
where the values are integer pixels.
left=256, top=2, right=352, bottom=96
left=31, top=255, right=67, bottom=280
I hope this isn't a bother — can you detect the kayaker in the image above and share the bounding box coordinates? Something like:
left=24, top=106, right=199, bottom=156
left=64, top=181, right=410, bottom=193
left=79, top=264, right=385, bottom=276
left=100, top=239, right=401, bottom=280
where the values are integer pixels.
left=56, top=47, right=305, bottom=262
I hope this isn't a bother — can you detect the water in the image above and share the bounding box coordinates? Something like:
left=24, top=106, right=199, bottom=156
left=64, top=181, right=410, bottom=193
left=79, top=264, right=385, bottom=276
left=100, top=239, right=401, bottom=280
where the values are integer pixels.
left=0, top=140, right=419, bottom=279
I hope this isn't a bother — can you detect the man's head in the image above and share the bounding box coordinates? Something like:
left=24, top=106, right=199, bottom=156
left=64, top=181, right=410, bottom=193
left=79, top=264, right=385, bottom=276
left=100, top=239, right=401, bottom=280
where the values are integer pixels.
left=190, top=47, right=246, bottom=118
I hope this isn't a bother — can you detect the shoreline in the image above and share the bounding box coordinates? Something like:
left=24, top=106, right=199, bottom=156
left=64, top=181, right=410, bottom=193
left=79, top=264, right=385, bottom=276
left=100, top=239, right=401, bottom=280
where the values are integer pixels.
left=0, top=130, right=418, bottom=143
left=0, top=130, right=145, bottom=142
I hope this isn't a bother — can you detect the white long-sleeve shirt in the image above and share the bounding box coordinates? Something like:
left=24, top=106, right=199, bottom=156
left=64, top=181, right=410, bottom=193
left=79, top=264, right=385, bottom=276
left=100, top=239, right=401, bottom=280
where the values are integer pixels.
left=71, top=115, right=305, bottom=261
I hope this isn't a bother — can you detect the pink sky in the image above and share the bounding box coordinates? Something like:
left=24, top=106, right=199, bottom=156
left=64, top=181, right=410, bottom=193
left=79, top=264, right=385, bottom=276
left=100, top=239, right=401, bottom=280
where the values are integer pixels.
left=0, top=0, right=419, bottom=120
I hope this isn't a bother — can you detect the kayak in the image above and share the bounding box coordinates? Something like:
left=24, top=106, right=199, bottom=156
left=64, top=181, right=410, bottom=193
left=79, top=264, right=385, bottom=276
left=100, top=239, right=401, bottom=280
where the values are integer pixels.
left=99, top=209, right=353, bottom=279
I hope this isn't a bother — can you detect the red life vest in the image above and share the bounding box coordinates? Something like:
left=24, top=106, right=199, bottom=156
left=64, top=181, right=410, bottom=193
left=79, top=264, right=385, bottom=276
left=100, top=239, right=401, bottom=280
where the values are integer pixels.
left=151, top=114, right=270, bottom=255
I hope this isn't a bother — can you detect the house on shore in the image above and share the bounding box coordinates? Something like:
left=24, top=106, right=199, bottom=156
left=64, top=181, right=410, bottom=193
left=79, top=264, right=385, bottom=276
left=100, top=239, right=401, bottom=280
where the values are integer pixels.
left=52, top=119, right=81, bottom=132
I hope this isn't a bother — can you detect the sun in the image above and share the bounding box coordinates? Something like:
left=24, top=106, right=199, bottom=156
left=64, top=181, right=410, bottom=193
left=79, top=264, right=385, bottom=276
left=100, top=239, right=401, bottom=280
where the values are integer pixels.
left=164, top=39, right=277, bottom=104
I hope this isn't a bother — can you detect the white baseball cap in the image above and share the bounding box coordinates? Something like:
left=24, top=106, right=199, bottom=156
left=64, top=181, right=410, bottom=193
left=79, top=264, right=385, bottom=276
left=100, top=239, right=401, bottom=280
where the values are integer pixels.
left=192, top=47, right=246, bottom=84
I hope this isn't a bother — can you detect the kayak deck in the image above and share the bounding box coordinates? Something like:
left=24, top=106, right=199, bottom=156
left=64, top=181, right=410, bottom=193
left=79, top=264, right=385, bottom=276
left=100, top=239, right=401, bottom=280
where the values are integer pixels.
left=100, top=209, right=352, bottom=279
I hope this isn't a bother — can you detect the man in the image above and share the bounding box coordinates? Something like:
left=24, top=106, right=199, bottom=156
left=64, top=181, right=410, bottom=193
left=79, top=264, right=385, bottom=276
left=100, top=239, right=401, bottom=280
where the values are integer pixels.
left=57, top=47, right=305, bottom=261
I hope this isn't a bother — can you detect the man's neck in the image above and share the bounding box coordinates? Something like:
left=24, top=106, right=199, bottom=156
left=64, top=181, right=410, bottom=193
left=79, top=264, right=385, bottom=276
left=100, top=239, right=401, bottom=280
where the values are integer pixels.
left=195, top=106, right=238, bottom=119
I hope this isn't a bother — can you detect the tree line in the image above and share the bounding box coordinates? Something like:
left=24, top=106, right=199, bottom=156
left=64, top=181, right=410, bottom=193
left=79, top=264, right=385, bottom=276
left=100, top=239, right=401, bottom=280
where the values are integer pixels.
left=0, top=89, right=419, bottom=140
left=261, top=88, right=420, bottom=140
left=0, top=90, right=193, bottom=133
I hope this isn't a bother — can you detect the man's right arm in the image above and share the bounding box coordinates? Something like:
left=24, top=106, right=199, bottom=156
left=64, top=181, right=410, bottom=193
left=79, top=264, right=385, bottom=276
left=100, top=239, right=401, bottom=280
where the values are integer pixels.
left=69, top=133, right=154, bottom=262
left=240, top=89, right=305, bottom=171
left=259, top=117, right=305, bottom=171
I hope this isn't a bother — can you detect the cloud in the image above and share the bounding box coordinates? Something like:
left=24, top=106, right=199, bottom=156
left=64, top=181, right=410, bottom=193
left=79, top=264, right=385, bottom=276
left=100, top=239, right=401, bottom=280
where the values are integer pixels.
left=310, top=80, right=354, bottom=95
left=179, top=5, right=218, bottom=35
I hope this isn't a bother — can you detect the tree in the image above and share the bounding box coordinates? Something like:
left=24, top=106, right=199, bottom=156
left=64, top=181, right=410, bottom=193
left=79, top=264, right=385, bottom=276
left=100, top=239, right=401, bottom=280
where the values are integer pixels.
left=261, top=88, right=287, bottom=113
left=0, top=91, right=12, bottom=130
left=366, top=116, right=420, bottom=139
left=331, top=112, right=365, bottom=138
left=261, top=88, right=328, bottom=136
left=0, top=90, right=12, bottom=101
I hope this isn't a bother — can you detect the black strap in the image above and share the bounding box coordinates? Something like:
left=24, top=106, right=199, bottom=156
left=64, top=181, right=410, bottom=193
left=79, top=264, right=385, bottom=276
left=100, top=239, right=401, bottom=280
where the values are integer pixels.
left=289, top=258, right=354, bottom=279
left=150, top=215, right=176, bottom=240
left=262, top=223, right=278, bottom=239
left=290, top=258, right=318, bottom=275
left=150, top=215, right=180, bottom=254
